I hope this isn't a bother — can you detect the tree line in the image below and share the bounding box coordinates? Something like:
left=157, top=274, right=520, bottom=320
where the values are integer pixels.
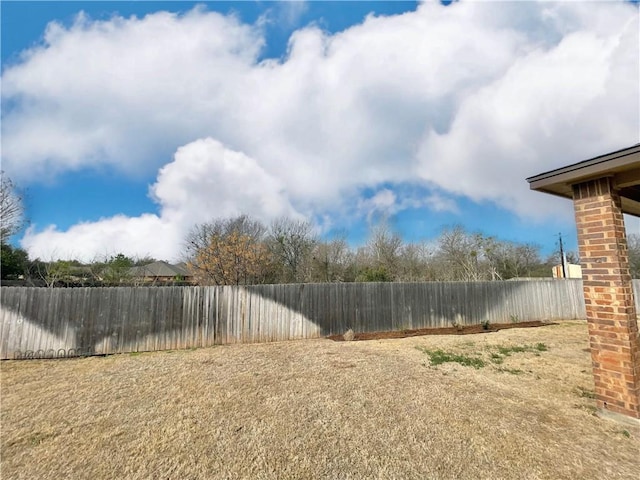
left=1, top=212, right=565, bottom=286
left=183, top=215, right=640, bottom=285
left=183, top=215, right=560, bottom=285
left=6, top=166, right=640, bottom=286
left=0, top=251, right=159, bottom=287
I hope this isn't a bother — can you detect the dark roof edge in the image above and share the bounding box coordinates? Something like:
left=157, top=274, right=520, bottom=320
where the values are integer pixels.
left=526, top=143, right=640, bottom=184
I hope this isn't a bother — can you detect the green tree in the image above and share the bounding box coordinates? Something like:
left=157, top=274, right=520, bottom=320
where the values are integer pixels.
left=0, top=244, right=29, bottom=280
left=102, top=253, right=134, bottom=285
left=356, top=265, right=393, bottom=282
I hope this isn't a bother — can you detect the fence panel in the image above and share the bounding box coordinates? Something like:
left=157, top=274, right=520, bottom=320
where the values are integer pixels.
left=0, top=279, right=600, bottom=359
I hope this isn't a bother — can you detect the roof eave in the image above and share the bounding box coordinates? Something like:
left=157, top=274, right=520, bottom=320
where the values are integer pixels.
left=527, top=144, right=640, bottom=188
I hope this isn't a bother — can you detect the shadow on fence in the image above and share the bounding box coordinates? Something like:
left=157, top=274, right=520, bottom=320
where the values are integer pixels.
left=1, top=280, right=592, bottom=359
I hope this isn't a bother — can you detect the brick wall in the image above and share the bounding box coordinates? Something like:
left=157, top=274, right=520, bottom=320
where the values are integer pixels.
left=573, top=177, right=640, bottom=419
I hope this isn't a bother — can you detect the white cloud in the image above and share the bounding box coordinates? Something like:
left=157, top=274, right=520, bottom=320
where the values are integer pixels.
left=21, top=139, right=302, bottom=261
left=21, top=215, right=178, bottom=262
left=4, top=1, right=639, bottom=259
left=2, top=7, right=264, bottom=178
left=358, top=189, right=398, bottom=222
left=270, top=1, right=309, bottom=29
left=357, top=186, right=458, bottom=222
left=153, top=138, right=300, bottom=224
left=417, top=2, right=639, bottom=219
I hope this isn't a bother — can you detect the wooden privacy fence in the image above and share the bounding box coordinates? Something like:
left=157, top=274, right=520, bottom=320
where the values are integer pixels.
left=0, top=279, right=600, bottom=359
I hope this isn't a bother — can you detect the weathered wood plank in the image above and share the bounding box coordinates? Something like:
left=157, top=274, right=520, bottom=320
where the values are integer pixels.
left=0, top=280, right=600, bottom=359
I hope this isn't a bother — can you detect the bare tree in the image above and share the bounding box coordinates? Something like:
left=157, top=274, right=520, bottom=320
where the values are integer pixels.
left=267, top=218, right=317, bottom=283
left=627, top=233, right=640, bottom=278
left=29, top=259, right=78, bottom=288
left=435, top=225, right=488, bottom=281
left=484, top=240, right=541, bottom=280
left=397, top=241, right=434, bottom=281
left=0, top=172, right=24, bottom=244
left=433, top=226, right=546, bottom=281
left=185, top=215, right=271, bottom=285
left=352, top=221, right=404, bottom=282
left=310, top=236, right=354, bottom=282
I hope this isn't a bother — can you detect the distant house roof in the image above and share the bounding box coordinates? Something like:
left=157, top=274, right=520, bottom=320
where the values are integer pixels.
left=129, top=261, right=192, bottom=278
left=527, top=144, right=640, bottom=216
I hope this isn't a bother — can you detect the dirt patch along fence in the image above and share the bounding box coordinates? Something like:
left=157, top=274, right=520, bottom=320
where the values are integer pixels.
left=0, top=279, right=591, bottom=359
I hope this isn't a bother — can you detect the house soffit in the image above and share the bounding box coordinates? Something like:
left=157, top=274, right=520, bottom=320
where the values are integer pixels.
left=526, top=145, right=640, bottom=217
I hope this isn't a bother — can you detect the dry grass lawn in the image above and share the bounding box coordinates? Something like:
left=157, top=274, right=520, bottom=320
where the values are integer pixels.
left=1, top=320, right=639, bottom=479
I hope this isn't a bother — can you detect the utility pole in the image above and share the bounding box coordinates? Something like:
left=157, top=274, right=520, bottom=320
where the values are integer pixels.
left=558, top=232, right=566, bottom=278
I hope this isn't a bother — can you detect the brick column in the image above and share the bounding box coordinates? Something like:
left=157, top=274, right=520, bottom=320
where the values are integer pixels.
left=573, top=177, right=640, bottom=421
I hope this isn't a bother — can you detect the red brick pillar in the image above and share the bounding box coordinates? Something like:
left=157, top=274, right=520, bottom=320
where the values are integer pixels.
left=573, top=177, right=640, bottom=422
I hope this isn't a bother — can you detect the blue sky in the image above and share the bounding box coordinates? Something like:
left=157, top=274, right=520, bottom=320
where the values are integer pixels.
left=1, top=0, right=639, bottom=262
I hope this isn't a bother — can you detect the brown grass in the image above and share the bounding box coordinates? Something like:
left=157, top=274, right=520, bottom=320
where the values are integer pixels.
left=1, top=320, right=638, bottom=479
